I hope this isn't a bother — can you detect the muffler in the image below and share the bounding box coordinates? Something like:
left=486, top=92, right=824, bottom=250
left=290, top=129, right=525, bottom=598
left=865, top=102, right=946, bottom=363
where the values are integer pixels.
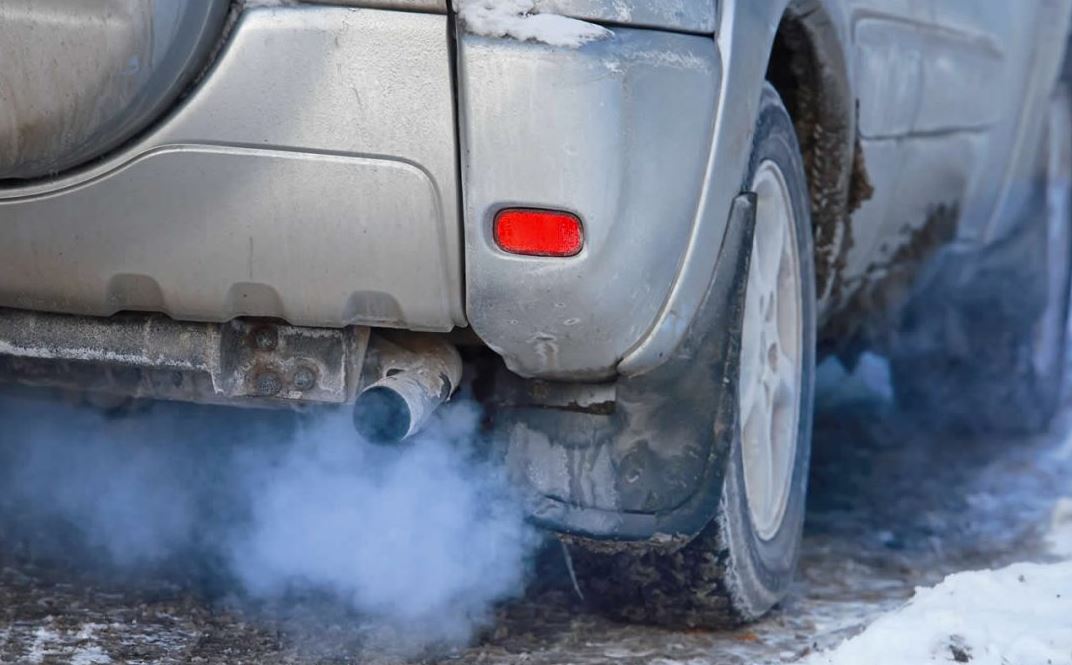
left=353, top=332, right=462, bottom=443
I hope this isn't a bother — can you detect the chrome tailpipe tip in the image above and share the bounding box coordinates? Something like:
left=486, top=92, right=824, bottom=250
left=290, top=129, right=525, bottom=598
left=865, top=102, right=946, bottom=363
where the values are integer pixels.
left=353, top=372, right=453, bottom=444
left=352, top=333, right=462, bottom=444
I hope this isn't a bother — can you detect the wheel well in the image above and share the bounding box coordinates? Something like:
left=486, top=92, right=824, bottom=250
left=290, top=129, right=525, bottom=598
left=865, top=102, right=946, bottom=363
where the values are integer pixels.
left=765, top=4, right=872, bottom=310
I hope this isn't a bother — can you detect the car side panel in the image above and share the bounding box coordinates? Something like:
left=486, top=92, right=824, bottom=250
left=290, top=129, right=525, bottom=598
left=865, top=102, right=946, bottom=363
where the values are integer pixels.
left=532, top=0, right=717, bottom=33
left=971, top=1, right=1072, bottom=244
left=836, top=1, right=996, bottom=305
left=620, top=0, right=810, bottom=375
left=826, top=0, right=1071, bottom=333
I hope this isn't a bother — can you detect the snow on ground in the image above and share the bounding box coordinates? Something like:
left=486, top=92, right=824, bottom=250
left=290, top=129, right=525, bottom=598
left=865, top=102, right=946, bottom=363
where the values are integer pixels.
left=23, top=622, right=112, bottom=665
left=794, top=358, right=1072, bottom=665
left=455, top=0, right=612, bottom=47
left=801, top=562, right=1072, bottom=665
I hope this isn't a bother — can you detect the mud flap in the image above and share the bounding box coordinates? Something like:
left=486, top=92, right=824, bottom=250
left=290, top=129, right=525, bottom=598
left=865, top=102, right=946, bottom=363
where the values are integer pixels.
left=493, top=194, right=757, bottom=542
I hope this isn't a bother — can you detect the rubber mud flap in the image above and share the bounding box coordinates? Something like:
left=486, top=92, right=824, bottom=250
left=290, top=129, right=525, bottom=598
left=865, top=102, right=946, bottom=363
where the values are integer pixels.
left=495, top=193, right=757, bottom=541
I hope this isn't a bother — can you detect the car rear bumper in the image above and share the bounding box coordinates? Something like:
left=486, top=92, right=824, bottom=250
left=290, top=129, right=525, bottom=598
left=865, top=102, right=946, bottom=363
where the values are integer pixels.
left=0, top=2, right=725, bottom=382
left=0, top=6, right=465, bottom=333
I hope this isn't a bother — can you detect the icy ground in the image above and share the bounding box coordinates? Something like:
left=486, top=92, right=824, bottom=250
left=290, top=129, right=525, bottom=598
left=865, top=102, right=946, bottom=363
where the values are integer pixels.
left=0, top=355, right=1071, bottom=664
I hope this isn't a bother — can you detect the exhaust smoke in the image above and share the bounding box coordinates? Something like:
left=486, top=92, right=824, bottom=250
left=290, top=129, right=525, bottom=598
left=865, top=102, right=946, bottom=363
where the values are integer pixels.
left=0, top=390, right=540, bottom=653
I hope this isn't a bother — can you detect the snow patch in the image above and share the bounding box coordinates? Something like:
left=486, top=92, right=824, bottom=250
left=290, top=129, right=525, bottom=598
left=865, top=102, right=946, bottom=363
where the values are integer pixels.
left=1048, top=497, right=1072, bottom=558
left=70, top=646, right=111, bottom=665
left=455, top=0, right=612, bottom=47
left=26, top=626, right=62, bottom=664
left=800, top=561, right=1072, bottom=665
left=23, top=623, right=112, bottom=665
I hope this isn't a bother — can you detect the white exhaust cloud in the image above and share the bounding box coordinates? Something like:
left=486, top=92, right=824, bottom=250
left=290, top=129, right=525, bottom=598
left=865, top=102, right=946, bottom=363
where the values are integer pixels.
left=0, top=393, right=539, bottom=653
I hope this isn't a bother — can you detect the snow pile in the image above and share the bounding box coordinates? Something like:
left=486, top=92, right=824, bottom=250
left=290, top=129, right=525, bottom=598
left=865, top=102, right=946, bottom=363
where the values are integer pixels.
left=801, top=561, right=1072, bottom=665
left=455, top=0, right=611, bottom=47
left=1048, top=497, right=1072, bottom=558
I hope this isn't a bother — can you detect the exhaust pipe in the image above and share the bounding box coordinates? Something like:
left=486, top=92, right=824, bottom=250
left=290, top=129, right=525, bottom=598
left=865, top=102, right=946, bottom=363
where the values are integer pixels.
left=353, top=333, right=463, bottom=443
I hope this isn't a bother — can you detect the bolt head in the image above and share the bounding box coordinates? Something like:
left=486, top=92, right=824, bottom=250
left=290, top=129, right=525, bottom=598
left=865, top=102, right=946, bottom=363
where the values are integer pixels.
left=292, top=366, right=317, bottom=392
left=252, top=370, right=283, bottom=397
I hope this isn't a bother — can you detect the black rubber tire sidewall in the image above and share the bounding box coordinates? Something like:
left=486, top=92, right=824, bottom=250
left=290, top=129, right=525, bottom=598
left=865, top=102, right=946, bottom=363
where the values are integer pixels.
left=717, top=83, right=817, bottom=618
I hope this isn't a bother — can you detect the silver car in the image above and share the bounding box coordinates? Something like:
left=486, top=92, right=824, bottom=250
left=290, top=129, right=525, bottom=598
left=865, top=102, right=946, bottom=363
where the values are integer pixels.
left=2, top=0, right=1071, bottom=626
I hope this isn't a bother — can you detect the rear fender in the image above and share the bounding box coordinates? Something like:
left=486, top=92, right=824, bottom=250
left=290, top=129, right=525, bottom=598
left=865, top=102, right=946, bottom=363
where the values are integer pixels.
left=494, top=195, right=756, bottom=541
left=620, top=0, right=794, bottom=375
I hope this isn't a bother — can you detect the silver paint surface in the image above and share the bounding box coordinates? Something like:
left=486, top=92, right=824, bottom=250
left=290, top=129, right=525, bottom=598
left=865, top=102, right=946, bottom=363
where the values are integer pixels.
left=0, top=7, right=464, bottom=333
left=533, top=0, right=716, bottom=33
left=0, top=0, right=228, bottom=179
left=458, top=28, right=720, bottom=379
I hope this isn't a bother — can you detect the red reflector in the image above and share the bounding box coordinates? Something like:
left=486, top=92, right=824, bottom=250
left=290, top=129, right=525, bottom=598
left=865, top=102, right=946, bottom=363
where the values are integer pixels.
left=494, top=208, right=584, bottom=257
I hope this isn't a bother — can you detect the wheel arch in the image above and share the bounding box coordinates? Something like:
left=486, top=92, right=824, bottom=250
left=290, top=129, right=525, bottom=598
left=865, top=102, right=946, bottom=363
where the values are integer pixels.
left=620, top=0, right=866, bottom=374
left=765, top=0, right=867, bottom=311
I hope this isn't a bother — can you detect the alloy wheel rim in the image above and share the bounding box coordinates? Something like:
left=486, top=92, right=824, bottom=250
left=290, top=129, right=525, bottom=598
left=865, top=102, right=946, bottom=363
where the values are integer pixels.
left=739, top=159, right=804, bottom=541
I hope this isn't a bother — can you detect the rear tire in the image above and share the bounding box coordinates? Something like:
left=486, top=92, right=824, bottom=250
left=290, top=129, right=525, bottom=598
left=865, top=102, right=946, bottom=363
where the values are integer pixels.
left=570, top=84, right=817, bottom=627
left=889, top=88, right=1072, bottom=435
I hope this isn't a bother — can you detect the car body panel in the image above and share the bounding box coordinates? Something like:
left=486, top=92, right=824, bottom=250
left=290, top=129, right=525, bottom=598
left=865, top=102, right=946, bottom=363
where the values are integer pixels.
left=532, top=0, right=717, bottom=33
left=0, top=0, right=229, bottom=180
left=0, top=6, right=465, bottom=332
left=972, top=1, right=1072, bottom=244
left=621, top=0, right=812, bottom=375
left=323, top=0, right=719, bottom=31
left=0, top=146, right=452, bottom=328
left=305, top=0, right=447, bottom=11
left=824, top=0, right=1071, bottom=341
left=0, top=0, right=1067, bottom=383
left=458, top=28, right=722, bottom=379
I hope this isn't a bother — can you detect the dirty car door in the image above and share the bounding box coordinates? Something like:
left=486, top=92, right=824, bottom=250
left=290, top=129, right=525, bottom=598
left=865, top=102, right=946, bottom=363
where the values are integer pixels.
left=833, top=1, right=1049, bottom=318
